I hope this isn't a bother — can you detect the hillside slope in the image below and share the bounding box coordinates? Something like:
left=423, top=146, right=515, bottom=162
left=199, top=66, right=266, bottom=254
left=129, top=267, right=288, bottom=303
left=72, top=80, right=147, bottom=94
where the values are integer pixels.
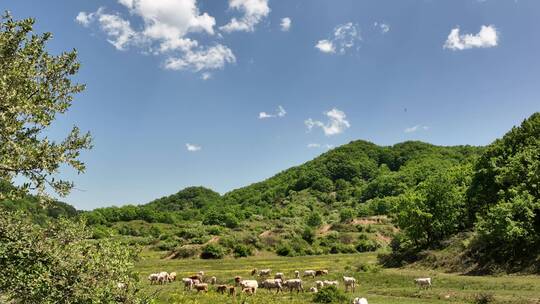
left=82, top=139, right=483, bottom=258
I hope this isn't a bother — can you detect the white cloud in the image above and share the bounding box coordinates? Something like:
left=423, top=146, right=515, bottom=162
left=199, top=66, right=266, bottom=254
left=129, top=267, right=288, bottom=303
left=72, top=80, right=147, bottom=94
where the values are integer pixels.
left=76, top=0, right=238, bottom=73
left=315, top=40, right=335, bottom=53
left=186, top=143, right=202, bottom=151
left=307, top=143, right=334, bottom=149
left=164, top=44, right=236, bottom=71
left=404, top=125, right=429, bottom=133
left=201, top=72, right=212, bottom=80
left=315, top=22, right=360, bottom=54
left=374, top=22, right=390, bottom=34
left=220, top=0, right=270, bottom=33
left=97, top=13, right=140, bottom=51
left=305, top=108, right=350, bottom=136
left=258, top=112, right=273, bottom=119
left=444, top=25, right=498, bottom=50
left=277, top=105, right=286, bottom=117
left=280, top=17, right=291, bottom=31
left=75, top=11, right=96, bottom=27
left=258, top=105, right=286, bottom=119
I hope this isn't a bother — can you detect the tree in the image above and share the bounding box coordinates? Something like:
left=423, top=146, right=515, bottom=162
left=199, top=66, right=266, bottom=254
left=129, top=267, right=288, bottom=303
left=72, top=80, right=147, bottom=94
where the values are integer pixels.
left=306, top=211, right=323, bottom=228
left=0, top=211, right=144, bottom=303
left=0, top=13, right=92, bottom=199
left=394, top=165, right=471, bottom=248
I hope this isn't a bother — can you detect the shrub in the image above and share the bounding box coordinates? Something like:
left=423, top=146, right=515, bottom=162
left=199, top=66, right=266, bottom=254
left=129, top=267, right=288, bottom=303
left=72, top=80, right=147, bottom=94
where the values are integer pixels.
left=276, top=243, right=294, bottom=256
left=0, top=211, right=142, bottom=303
left=355, top=239, right=380, bottom=252
left=233, top=244, right=252, bottom=258
left=355, top=262, right=381, bottom=273
left=313, top=286, right=348, bottom=303
left=307, top=212, right=323, bottom=227
left=474, top=293, right=495, bottom=304
left=174, top=246, right=200, bottom=259
left=200, top=244, right=226, bottom=259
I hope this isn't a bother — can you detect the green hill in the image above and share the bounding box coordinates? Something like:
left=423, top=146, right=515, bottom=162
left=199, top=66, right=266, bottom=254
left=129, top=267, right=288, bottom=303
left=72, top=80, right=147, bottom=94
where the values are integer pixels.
left=81, top=139, right=483, bottom=259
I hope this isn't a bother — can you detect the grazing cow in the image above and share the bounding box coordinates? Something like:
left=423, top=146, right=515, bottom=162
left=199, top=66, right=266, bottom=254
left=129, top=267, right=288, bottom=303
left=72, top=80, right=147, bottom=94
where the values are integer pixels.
left=194, top=283, right=209, bottom=293
left=236, top=277, right=258, bottom=294
left=309, top=287, right=318, bottom=293
left=251, top=268, right=258, bottom=276
left=353, top=297, right=368, bottom=304
left=261, top=279, right=283, bottom=293
left=323, top=280, right=339, bottom=287
left=294, top=270, right=300, bottom=279
left=209, top=276, right=217, bottom=285
left=259, top=269, right=271, bottom=276
left=283, top=279, right=304, bottom=293
left=157, top=272, right=169, bottom=285
left=414, top=278, right=432, bottom=289
left=216, top=284, right=228, bottom=294
left=315, top=270, right=329, bottom=276
left=343, top=276, right=356, bottom=292
left=168, top=272, right=177, bottom=282
left=274, top=272, right=285, bottom=280
left=148, top=273, right=159, bottom=284
left=182, top=278, right=194, bottom=290
left=303, top=270, right=316, bottom=278
left=315, top=281, right=324, bottom=289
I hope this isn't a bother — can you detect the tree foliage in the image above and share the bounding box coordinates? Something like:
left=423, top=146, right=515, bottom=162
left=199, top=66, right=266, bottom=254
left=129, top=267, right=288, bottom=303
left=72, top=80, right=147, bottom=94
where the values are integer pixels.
left=0, top=210, right=143, bottom=303
left=0, top=13, right=92, bottom=199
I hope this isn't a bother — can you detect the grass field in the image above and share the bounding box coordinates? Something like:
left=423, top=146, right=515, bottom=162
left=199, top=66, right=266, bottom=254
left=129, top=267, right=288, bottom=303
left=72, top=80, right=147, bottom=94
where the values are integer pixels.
left=136, top=251, right=540, bottom=304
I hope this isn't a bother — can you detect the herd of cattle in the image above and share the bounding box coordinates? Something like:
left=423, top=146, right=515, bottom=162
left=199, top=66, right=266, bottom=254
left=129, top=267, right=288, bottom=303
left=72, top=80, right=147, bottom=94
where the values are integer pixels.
left=147, top=268, right=433, bottom=304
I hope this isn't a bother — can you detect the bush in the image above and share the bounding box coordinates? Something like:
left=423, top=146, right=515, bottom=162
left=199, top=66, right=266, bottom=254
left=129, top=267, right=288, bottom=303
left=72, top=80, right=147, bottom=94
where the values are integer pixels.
left=355, top=262, right=381, bottom=273
left=200, top=243, right=226, bottom=259
left=307, top=212, right=323, bottom=227
left=313, top=286, right=348, bottom=303
left=0, top=211, right=142, bottom=303
left=474, top=293, right=495, bottom=304
left=233, top=244, right=252, bottom=258
left=276, top=243, right=294, bottom=256
left=173, top=246, right=200, bottom=259
left=355, top=239, right=380, bottom=252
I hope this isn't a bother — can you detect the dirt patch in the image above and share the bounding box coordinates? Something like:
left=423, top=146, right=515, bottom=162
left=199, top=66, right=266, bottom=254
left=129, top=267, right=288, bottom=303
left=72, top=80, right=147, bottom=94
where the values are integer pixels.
left=259, top=230, right=273, bottom=238
left=317, top=224, right=333, bottom=235
left=351, top=216, right=388, bottom=225
left=375, top=232, right=392, bottom=245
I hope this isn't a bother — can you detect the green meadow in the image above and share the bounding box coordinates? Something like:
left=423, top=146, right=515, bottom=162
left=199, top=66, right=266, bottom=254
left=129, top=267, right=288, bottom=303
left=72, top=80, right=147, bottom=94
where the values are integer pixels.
left=136, top=251, right=540, bottom=304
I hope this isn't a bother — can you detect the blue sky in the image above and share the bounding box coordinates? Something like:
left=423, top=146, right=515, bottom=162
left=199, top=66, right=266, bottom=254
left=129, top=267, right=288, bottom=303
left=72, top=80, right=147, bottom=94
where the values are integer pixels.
left=4, top=0, right=540, bottom=210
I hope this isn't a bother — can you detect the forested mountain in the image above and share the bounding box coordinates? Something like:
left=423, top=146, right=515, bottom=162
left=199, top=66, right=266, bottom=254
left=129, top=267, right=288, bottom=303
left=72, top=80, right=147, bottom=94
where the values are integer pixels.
left=80, top=137, right=484, bottom=261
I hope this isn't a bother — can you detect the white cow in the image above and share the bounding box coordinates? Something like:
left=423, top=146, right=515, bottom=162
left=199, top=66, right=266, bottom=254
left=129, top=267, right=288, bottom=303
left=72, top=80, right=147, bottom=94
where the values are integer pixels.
left=353, top=297, right=368, bottom=304
left=315, top=280, right=324, bottom=289
left=414, top=277, right=432, bottom=289
left=261, top=279, right=283, bottom=293
left=182, top=278, right=194, bottom=290
left=283, top=279, right=304, bottom=293
left=309, top=287, right=318, bottom=293
left=303, top=270, right=316, bottom=278
left=274, top=272, right=285, bottom=280
left=259, top=269, right=271, bottom=276
left=323, top=280, right=339, bottom=287
left=239, top=280, right=259, bottom=294
left=148, top=273, right=159, bottom=284
left=343, top=276, right=356, bottom=292
left=294, top=270, right=300, bottom=279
